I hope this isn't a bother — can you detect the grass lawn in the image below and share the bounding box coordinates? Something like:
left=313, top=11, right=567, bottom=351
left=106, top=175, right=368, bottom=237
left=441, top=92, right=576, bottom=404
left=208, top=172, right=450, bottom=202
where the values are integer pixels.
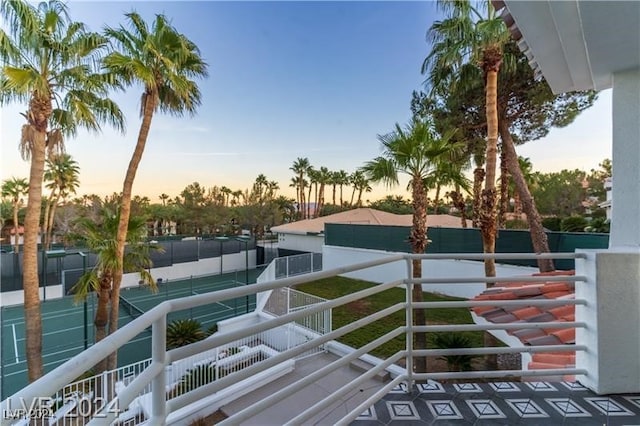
left=294, top=276, right=484, bottom=359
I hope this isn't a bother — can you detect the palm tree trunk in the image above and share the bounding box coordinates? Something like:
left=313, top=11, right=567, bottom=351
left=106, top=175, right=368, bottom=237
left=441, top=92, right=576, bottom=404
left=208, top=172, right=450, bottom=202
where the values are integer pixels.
left=339, top=185, right=344, bottom=207
left=332, top=184, right=336, bottom=205
left=108, top=94, right=156, bottom=370
left=481, top=65, right=499, bottom=281
left=42, top=194, right=52, bottom=250
left=94, top=277, right=112, bottom=373
left=514, top=193, right=522, bottom=216
left=472, top=168, right=484, bottom=228
left=410, top=176, right=428, bottom=374
left=350, top=187, right=356, bottom=207
left=434, top=184, right=441, bottom=213
left=46, top=194, right=61, bottom=249
left=12, top=204, right=20, bottom=253
left=499, top=119, right=555, bottom=272
left=23, top=131, right=46, bottom=381
left=452, top=185, right=468, bottom=228
left=499, top=146, right=509, bottom=229
left=307, top=185, right=313, bottom=219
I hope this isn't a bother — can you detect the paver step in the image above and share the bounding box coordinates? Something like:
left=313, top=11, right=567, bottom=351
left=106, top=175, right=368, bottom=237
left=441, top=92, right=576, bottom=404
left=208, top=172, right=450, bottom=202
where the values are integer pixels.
left=349, top=358, right=391, bottom=382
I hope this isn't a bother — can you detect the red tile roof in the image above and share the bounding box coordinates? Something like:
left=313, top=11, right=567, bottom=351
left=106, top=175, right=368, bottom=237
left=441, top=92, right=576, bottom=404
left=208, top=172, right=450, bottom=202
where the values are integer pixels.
left=470, top=270, right=577, bottom=380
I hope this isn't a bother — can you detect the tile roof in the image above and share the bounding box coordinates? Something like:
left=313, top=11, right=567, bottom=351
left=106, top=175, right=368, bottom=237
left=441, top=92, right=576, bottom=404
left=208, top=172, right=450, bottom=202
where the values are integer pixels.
left=270, top=208, right=471, bottom=235
left=471, top=270, right=577, bottom=381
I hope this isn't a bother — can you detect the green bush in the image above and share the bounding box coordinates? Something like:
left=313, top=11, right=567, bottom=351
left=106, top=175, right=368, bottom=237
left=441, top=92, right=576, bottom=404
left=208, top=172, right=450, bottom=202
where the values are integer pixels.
left=166, top=319, right=206, bottom=349
left=432, top=333, right=479, bottom=372
left=505, top=219, right=528, bottom=229
left=542, top=216, right=562, bottom=231
left=561, top=215, right=589, bottom=232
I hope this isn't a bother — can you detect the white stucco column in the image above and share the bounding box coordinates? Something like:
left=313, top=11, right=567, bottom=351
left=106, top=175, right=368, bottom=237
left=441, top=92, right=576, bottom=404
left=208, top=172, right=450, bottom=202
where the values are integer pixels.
left=575, top=249, right=640, bottom=394
left=609, top=68, right=640, bottom=247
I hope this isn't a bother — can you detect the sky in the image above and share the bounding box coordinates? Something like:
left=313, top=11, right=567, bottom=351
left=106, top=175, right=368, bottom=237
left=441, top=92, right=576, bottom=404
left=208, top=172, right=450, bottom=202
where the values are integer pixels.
left=0, top=1, right=613, bottom=203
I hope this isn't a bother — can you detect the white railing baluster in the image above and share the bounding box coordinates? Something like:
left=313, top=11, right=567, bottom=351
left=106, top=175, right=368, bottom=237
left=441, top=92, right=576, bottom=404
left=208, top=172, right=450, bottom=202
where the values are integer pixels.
left=405, top=257, right=413, bottom=392
left=151, top=316, right=167, bottom=425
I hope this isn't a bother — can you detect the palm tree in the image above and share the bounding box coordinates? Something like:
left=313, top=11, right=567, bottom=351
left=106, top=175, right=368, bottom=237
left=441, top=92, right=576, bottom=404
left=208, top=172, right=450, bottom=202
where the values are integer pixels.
left=290, top=157, right=310, bottom=219
left=159, top=193, right=170, bottom=206
left=423, top=0, right=510, bottom=279
left=166, top=319, right=206, bottom=350
left=335, top=170, right=349, bottom=207
left=220, top=186, right=232, bottom=207
left=1, top=177, right=29, bottom=252
left=72, top=208, right=160, bottom=372
left=361, top=118, right=454, bottom=373
left=103, top=12, right=207, bottom=369
left=0, top=0, right=124, bottom=380
left=307, top=167, right=318, bottom=218
left=316, top=166, right=331, bottom=214
left=353, top=174, right=372, bottom=208
left=43, top=154, right=80, bottom=249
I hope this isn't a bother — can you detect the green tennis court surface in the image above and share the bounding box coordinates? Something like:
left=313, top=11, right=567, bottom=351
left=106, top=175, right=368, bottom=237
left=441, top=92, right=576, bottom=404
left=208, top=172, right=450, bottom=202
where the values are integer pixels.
left=0, top=269, right=261, bottom=399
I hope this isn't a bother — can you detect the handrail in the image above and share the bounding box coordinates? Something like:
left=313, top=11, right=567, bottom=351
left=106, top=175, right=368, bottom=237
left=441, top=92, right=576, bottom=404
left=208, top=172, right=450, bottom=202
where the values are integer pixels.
left=1, top=251, right=588, bottom=426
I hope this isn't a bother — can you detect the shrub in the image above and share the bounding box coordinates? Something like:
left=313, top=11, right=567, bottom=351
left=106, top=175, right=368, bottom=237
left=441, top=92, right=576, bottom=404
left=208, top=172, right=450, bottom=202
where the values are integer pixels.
left=542, top=216, right=562, bottom=231
left=561, top=215, right=589, bottom=232
left=166, top=319, right=206, bottom=349
left=505, top=219, right=528, bottom=229
left=432, top=333, right=479, bottom=372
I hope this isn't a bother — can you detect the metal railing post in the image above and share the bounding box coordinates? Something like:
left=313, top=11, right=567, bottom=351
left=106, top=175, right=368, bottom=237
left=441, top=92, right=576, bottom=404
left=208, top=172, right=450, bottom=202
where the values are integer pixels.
left=405, top=257, right=414, bottom=391
left=151, top=316, right=167, bottom=424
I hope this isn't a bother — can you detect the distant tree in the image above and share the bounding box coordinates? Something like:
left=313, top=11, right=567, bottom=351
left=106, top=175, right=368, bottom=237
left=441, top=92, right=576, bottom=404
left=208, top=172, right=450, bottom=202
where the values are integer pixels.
left=1, top=177, right=29, bottom=252
left=43, top=154, right=80, bottom=249
left=586, top=159, right=612, bottom=202
left=369, top=195, right=414, bottom=215
left=290, top=158, right=310, bottom=219
left=532, top=170, right=587, bottom=217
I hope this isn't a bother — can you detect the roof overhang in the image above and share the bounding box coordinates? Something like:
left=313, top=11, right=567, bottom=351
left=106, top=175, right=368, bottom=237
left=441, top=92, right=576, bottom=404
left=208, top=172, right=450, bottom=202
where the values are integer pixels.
left=495, top=0, right=640, bottom=93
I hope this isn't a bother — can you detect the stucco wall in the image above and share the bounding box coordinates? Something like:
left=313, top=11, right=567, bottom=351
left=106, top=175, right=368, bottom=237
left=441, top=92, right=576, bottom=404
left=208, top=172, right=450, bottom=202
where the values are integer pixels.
left=277, top=233, right=324, bottom=253
left=323, top=245, right=537, bottom=299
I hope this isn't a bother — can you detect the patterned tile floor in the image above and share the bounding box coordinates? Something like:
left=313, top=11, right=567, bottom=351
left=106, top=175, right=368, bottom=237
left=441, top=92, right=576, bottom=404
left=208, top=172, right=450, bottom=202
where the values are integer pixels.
left=351, top=381, right=640, bottom=425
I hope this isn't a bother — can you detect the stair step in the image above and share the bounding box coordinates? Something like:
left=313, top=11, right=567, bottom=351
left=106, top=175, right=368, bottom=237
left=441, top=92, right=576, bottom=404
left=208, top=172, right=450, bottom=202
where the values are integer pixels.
left=349, top=358, right=390, bottom=382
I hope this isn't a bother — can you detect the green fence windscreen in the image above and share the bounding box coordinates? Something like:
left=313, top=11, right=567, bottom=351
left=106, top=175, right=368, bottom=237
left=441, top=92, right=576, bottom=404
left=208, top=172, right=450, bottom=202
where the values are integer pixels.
left=325, top=224, right=609, bottom=269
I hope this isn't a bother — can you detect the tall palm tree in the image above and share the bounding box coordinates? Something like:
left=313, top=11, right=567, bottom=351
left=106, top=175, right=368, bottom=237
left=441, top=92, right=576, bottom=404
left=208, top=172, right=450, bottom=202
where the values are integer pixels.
left=72, top=208, right=160, bottom=372
left=316, top=166, right=331, bottom=214
left=0, top=0, right=124, bottom=380
left=1, top=177, right=29, bottom=252
left=290, top=157, right=310, bottom=219
left=361, top=118, right=454, bottom=373
left=43, top=154, right=80, bottom=249
left=307, top=167, right=318, bottom=218
left=424, top=0, right=510, bottom=279
left=335, top=170, right=349, bottom=207
left=159, top=193, right=170, bottom=206
left=103, top=12, right=207, bottom=369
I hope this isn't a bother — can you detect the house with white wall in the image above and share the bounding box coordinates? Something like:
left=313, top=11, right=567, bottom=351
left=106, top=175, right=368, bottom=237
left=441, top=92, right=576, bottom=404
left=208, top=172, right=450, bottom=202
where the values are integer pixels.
left=270, top=208, right=471, bottom=254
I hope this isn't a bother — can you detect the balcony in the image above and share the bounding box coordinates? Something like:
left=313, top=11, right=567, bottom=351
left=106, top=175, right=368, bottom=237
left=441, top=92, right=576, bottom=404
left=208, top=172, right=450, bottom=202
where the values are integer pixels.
left=1, top=250, right=639, bottom=425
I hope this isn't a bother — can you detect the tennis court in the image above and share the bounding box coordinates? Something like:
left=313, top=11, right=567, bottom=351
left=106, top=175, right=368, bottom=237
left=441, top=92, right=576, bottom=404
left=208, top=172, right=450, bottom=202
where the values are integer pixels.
left=0, top=269, right=261, bottom=399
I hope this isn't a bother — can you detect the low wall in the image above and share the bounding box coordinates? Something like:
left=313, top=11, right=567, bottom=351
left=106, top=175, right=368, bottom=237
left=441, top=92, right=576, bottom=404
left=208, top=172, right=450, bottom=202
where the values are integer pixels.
left=1, top=251, right=256, bottom=306
left=323, top=245, right=537, bottom=299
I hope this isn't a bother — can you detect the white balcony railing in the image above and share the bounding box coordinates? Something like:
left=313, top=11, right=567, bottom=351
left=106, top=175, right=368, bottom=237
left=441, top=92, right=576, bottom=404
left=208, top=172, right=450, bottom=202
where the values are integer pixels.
left=3, top=251, right=627, bottom=426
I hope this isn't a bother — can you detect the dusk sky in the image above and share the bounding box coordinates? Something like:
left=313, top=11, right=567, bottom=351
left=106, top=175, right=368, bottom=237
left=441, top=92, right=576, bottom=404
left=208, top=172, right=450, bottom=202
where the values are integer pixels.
left=0, top=1, right=613, bottom=202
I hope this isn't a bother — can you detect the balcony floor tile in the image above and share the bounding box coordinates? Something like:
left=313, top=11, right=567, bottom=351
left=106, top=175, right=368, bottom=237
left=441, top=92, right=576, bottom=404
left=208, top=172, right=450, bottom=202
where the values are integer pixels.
left=350, top=381, right=640, bottom=425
